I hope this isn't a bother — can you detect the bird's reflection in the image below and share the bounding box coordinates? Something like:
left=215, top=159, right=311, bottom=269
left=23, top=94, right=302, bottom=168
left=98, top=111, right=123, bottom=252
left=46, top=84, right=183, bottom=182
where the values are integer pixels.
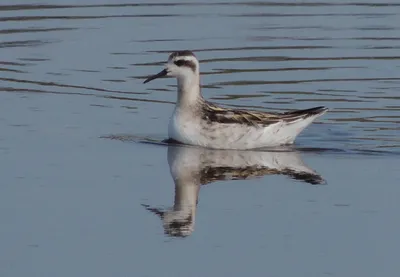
left=142, top=144, right=325, bottom=237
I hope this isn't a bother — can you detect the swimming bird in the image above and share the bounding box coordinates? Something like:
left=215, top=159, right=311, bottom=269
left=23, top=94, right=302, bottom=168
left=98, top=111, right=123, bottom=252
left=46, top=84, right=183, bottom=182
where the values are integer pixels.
left=143, top=50, right=328, bottom=149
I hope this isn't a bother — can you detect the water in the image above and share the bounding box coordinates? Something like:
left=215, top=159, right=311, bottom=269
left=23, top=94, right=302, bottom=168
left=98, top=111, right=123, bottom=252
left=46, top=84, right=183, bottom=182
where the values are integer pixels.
left=1, top=1, right=399, bottom=276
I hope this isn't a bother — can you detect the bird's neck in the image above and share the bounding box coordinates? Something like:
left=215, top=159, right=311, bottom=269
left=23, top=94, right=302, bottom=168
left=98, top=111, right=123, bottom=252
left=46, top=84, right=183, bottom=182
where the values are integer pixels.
left=176, top=75, right=203, bottom=108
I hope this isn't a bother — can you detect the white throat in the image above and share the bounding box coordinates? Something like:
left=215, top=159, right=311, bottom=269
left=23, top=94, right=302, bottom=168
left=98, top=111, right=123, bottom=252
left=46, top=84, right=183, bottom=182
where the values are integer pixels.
left=176, top=74, right=201, bottom=107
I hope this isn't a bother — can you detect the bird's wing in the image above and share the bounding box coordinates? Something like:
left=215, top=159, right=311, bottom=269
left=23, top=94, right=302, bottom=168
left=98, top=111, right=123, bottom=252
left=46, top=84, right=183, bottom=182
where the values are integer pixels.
left=202, top=102, right=327, bottom=127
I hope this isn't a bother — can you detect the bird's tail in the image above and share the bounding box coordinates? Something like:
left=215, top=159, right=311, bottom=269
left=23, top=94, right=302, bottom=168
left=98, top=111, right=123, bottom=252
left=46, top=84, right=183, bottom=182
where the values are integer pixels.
left=284, top=106, right=328, bottom=119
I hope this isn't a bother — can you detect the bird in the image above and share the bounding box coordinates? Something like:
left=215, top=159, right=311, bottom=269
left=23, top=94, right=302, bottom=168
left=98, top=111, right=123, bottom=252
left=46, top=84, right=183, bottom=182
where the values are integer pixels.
left=143, top=50, right=328, bottom=150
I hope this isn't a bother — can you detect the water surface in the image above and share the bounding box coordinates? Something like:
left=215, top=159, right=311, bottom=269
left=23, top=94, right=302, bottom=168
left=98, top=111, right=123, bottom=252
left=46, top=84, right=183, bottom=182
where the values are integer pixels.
left=1, top=1, right=399, bottom=277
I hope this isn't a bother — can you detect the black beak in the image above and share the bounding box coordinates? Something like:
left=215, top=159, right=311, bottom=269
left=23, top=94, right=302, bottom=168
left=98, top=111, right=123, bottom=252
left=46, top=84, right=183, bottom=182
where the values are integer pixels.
left=143, top=69, right=168, bottom=84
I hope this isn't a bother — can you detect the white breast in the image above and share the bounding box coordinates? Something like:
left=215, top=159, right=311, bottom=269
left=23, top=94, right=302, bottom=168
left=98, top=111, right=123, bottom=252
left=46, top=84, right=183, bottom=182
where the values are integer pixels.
left=168, top=107, right=201, bottom=145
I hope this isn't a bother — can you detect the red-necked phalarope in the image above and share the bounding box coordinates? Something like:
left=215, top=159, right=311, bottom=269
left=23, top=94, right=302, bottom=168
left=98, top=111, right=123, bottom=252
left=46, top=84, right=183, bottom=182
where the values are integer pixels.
left=143, top=50, right=328, bottom=150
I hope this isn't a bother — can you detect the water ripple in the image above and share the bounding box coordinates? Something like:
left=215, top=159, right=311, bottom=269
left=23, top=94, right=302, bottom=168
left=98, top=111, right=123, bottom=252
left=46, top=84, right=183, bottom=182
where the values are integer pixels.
left=0, top=0, right=399, bottom=153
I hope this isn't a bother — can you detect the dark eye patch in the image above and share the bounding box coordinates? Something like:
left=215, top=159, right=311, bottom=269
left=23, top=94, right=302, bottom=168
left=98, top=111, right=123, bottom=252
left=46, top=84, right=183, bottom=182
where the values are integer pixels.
left=174, top=60, right=185, bottom=67
left=174, top=59, right=196, bottom=72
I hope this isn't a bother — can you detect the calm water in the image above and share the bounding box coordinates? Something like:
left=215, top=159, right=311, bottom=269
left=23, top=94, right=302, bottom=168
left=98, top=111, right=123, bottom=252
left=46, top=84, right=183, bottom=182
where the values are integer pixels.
left=1, top=1, right=400, bottom=276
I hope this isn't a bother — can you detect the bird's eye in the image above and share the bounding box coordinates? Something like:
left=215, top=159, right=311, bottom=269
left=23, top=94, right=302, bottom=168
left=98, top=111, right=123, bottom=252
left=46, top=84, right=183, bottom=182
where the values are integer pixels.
left=174, top=60, right=185, bottom=67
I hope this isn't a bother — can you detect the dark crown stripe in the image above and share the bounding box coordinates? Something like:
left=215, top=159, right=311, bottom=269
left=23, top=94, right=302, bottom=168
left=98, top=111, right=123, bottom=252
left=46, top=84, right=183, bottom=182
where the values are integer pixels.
left=169, top=50, right=195, bottom=59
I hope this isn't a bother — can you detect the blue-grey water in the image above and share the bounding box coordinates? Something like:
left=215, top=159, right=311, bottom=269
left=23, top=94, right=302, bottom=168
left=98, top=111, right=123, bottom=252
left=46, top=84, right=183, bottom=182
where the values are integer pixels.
left=1, top=1, right=400, bottom=276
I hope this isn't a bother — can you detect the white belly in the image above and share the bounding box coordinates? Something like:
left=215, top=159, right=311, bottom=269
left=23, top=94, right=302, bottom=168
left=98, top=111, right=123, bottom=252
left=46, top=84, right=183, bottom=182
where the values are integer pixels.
left=168, top=108, right=318, bottom=150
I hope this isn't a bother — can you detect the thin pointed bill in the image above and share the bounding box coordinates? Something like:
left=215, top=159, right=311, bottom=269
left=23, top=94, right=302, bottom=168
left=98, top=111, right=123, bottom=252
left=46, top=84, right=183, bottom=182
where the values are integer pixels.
left=143, top=69, right=168, bottom=84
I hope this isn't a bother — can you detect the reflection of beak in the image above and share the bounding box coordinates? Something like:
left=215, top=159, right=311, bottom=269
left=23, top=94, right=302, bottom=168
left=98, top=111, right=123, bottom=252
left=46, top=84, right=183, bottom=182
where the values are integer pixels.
left=143, top=69, right=168, bottom=84
left=141, top=204, right=165, bottom=218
